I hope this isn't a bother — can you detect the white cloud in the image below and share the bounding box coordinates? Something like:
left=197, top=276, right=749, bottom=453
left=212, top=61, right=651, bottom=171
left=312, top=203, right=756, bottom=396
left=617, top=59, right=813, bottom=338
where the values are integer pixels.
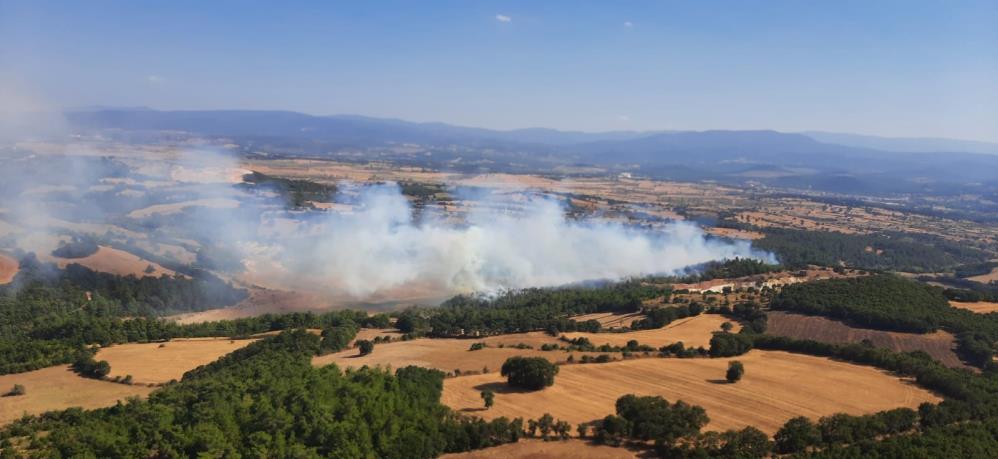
left=616, top=114, right=631, bottom=122
left=496, top=14, right=511, bottom=23
left=624, top=21, right=633, bottom=28
left=146, top=75, right=166, bottom=85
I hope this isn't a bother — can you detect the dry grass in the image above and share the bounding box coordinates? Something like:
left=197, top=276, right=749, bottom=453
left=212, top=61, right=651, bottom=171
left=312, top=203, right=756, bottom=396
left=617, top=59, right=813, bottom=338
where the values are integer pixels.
left=949, top=301, right=998, bottom=314
left=440, top=439, right=636, bottom=459
left=0, top=253, right=17, bottom=284
left=0, top=365, right=153, bottom=426
left=766, top=311, right=969, bottom=369
left=967, top=268, right=998, bottom=284
left=127, top=198, right=240, bottom=218
left=54, top=246, right=179, bottom=278
left=95, top=338, right=259, bottom=385
left=312, top=333, right=601, bottom=375
left=569, top=312, right=646, bottom=329
left=441, top=350, right=941, bottom=435
left=561, top=314, right=738, bottom=349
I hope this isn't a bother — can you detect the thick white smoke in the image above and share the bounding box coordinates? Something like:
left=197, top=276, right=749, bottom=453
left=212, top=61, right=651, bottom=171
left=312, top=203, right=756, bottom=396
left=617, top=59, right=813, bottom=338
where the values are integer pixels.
left=263, top=183, right=768, bottom=300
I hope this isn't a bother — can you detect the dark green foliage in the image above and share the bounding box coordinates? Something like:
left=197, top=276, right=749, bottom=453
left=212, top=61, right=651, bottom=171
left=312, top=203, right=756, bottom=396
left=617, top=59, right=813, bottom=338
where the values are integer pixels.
left=691, top=258, right=782, bottom=282
left=954, top=261, right=998, bottom=279
left=752, top=227, right=989, bottom=272
left=427, top=281, right=668, bottom=337
left=709, top=332, right=754, bottom=357
left=614, top=394, right=709, bottom=443
left=726, top=361, right=744, bottom=383
left=4, top=384, right=25, bottom=397
left=469, top=342, right=486, bottom=351
left=241, top=171, right=337, bottom=209
left=500, top=356, right=559, bottom=390
left=632, top=304, right=700, bottom=330
left=318, top=323, right=358, bottom=355
left=2, top=331, right=521, bottom=457
left=71, top=353, right=110, bottom=379
left=771, top=275, right=998, bottom=367
left=356, top=339, right=374, bottom=355
left=481, top=390, right=495, bottom=409
left=774, top=416, right=819, bottom=454
left=730, top=301, right=768, bottom=333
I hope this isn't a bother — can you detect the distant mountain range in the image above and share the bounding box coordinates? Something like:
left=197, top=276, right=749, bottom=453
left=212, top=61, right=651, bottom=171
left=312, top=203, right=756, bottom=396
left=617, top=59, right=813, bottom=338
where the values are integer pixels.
left=64, top=108, right=998, bottom=195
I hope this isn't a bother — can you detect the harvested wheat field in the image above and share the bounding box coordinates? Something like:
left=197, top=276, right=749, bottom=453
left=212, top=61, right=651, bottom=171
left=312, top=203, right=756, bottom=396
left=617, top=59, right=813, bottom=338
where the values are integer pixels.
left=440, top=439, right=636, bottom=459
left=127, top=198, right=240, bottom=218
left=569, top=311, right=646, bottom=329
left=441, top=350, right=940, bottom=435
left=561, top=314, right=738, bottom=349
left=767, top=311, right=968, bottom=369
left=0, top=253, right=17, bottom=284
left=54, top=246, right=179, bottom=278
left=949, top=301, right=998, bottom=314
left=312, top=335, right=600, bottom=375
left=967, top=267, right=998, bottom=284
left=0, top=365, right=153, bottom=426
left=95, top=338, right=258, bottom=385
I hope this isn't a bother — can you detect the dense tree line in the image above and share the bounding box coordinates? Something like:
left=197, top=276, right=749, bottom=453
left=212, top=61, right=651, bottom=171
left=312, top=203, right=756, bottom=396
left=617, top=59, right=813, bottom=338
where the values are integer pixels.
left=241, top=171, right=338, bottom=209
left=770, top=275, right=998, bottom=367
left=954, top=261, right=998, bottom=279
left=747, top=227, right=989, bottom=272
left=0, top=331, right=526, bottom=458
left=50, top=236, right=99, bottom=259
left=631, top=303, right=702, bottom=330
left=685, top=258, right=782, bottom=282
left=398, top=281, right=668, bottom=337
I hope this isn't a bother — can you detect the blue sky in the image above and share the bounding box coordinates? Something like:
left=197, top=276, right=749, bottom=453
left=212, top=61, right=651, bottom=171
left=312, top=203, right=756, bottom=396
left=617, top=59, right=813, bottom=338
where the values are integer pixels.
left=2, top=0, right=996, bottom=141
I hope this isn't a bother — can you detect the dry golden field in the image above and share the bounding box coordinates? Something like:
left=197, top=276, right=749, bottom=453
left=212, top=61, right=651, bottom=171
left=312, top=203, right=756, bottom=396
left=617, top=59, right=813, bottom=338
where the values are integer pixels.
left=0, top=365, right=153, bottom=426
left=967, top=267, right=998, bottom=284
left=766, top=311, right=968, bottom=369
left=949, top=300, right=998, bottom=314
left=561, top=314, right=737, bottom=349
left=440, top=439, right=637, bottom=459
left=0, top=253, right=17, bottom=284
left=126, top=197, right=240, bottom=218
left=311, top=333, right=605, bottom=375
left=441, top=350, right=940, bottom=435
left=568, top=311, right=646, bottom=329
left=53, top=246, right=179, bottom=278
left=95, top=338, right=259, bottom=385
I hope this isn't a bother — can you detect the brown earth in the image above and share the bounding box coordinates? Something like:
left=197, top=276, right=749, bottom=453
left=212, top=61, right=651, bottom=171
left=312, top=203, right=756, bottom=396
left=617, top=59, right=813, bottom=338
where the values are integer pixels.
left=0, top=365, right=153, bottom=426
left=561, top=314, right=738, bottom=349
left=766, top=311, right=969, bottom=369
left=949, top=301, right=998, bottom=314
left=440, top=439, right=637, bottom=459
left=441, top=350, right=941, bottom=435
left=53, top=246, right=179, bottom=278
left=95, top=337, right=259, bottom=385
left=0, top=253, right=18, bottom=284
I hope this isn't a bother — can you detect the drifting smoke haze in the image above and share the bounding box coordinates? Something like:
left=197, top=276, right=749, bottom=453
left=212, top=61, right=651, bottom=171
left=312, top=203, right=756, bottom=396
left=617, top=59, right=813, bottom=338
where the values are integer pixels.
left=0, top=100, right=769, bottom=304
left=272, top=184, right=768, bottom=299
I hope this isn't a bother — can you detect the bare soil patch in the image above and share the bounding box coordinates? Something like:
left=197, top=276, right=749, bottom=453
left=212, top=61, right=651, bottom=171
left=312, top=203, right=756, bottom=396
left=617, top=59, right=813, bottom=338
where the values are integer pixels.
left=949, top=301, right=998, bottom=314
left=95, top=337, right=259, bottom=385
left=561, top=314, right=737, bottom=349
left=441, top=350, right=940, bottom=435
left=440, top=439, right=637, bottom=459
left=0, top=253, right=18, bottom=284
left=0, top=365, right=153, bottom=426
left=766, top=311, right=968, bottom=369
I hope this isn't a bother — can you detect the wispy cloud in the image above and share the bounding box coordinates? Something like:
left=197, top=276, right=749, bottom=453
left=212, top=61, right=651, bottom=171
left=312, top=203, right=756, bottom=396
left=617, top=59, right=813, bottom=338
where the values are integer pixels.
left=624, top=21, right=633, bottom=28
left=146, top=75, right=166, bottom=85
left=495, top=14, right=511, bottom=23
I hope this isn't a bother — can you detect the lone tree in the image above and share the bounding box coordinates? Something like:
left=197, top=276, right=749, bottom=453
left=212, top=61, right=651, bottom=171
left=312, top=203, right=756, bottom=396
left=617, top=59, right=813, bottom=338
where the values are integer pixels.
left=5, top=384, right=25, bottom=396
left=356, top=339, right=374, bottom=356
left=501, top=356, right=559, bottom=390
left=726, top=360, right=745, bottom=383
left=720, top=321, right=734, bottom=332
left=480, top=389, right=495, bottom=409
